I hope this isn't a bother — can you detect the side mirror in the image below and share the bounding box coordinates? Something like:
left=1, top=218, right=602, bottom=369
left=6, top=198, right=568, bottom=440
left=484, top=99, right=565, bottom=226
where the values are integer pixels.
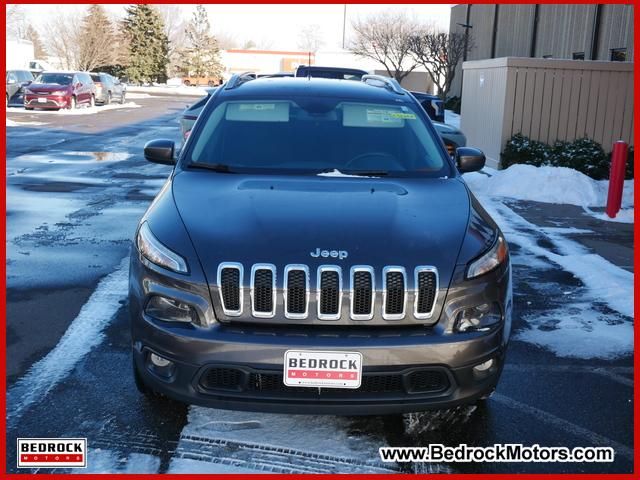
left=456, top=147, right=486, bottom=173
left=144, top=139, right=175, bottom=165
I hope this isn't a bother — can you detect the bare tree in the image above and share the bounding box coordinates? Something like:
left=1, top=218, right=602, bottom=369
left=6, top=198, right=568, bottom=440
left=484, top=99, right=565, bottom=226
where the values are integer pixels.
left=7, top=5, right=28, bottom=39
left=409, top=29, right=472, bottom=99
left=45, top=16, right=81, bottom=69
left=350, top=11, right=419, bottom=83
left=157, top=5, right=188, bottom=77
left=25, top=24, right=47, bottom=59
left=214, top=31, right=239, bottom=50
left=297, top=24, right=324, bottom=53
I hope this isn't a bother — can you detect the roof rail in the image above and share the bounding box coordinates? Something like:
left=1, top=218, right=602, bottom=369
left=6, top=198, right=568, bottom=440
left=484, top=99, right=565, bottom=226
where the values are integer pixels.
left=361, top=74, right=405, bottom=95
left=224, top=71, right=256, bottom=90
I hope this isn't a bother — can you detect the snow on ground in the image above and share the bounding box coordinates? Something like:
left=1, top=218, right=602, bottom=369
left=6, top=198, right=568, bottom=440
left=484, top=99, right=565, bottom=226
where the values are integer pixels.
left=464, top=164, right=633, bottom=209
left=167, top=407, right=398, bottom=473
left=6, top=119, right=48, bottom=127
left=74, top=451, right=160, bottom=474
left=7, top=102, right=140, bottom=116
left=6, top=256, right=130, bottom=427
left=445, top=109, right=460, bottom=129
left=467, top=169, right=634, bottom=358
left=127, top=85, right=207, bottom=97
left=124, top=92, right=155, bottom=99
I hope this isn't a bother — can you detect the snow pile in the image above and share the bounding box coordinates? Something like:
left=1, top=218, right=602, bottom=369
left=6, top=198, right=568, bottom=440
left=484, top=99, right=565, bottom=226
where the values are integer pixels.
left=445, top=109, right=460, bottom=129
left=6, top=119, right=48, bottom=127
left=464, top=164, right=634, bottom=209
left=17, top=102, right=141, bottom=116
left=127, top=85, right=207, bottom=96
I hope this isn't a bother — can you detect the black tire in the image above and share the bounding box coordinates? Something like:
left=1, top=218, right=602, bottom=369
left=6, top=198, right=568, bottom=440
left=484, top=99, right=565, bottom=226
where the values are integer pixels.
left=69, top=96, right=77, bottom=109
left=120, top=92, right=126, bottom=104
left=183, top=80, right=191, bottom=87
left=25, top=106, right=34, bottom=111
left=105, top=92, right=112, bottom=105
left=208, top=80, right=215, bottom=87
left=89, top=95, right=95, bottom=108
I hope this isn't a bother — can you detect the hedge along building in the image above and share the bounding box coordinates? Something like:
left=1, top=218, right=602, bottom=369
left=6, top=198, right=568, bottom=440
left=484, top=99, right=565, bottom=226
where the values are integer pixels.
left=448, top=4, right=634, bottom=169
left=448, top=4, right=634, bottom=98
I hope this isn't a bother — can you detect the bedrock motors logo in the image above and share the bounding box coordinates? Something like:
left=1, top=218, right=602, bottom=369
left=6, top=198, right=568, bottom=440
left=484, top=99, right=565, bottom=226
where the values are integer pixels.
left=18, top=438, right=87, bottom=468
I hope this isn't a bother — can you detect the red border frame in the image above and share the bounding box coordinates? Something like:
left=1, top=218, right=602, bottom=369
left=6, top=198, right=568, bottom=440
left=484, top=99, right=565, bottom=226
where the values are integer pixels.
left=2, top=1, right=637, bottom=478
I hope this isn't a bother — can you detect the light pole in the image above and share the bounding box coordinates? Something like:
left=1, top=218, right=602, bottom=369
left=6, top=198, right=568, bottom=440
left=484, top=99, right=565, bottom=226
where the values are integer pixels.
left=342, top=4, right=347, bottom=49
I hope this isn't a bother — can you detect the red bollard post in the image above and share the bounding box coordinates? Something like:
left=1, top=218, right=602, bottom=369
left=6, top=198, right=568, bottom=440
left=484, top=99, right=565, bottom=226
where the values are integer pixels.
left=605, top=141, right=628, bottom=218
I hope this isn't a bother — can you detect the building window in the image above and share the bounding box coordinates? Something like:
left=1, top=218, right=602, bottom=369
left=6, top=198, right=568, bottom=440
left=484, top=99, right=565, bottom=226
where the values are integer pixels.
left=572, top=52, right=585, bottom=60
left=610, top=48, right=627, bottom=62
left=542, top=55, right=553, bottom=59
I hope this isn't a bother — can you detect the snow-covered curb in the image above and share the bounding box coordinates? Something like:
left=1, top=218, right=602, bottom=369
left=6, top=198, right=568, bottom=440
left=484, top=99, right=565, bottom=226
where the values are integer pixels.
left=127, top=85, right=207, bottom=96
left=6, top=119, right=48, bottom=127
left=464, top=164, right=633, bottom=223
left=5, top=102, right=141, bottom=116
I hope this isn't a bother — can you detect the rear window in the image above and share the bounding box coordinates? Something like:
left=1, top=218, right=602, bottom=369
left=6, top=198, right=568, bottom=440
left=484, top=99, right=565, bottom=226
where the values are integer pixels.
left=34, top=73, right=73, bottom=85
left=186, top=95, right=450, bottom=177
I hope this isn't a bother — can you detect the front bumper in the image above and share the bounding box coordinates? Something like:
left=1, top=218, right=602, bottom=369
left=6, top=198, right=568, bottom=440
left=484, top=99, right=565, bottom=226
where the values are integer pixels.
left=24, top=95, right=70, bottom=109
left=130, top=253, right=511, bottom=414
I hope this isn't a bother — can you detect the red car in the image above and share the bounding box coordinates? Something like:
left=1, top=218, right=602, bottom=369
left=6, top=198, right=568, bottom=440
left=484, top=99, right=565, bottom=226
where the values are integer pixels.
left=24, top=71, right=96, bottom=110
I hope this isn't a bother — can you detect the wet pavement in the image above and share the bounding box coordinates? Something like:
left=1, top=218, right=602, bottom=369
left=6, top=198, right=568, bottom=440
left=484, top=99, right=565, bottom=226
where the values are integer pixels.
left=5, top=96, right=634, bottom=473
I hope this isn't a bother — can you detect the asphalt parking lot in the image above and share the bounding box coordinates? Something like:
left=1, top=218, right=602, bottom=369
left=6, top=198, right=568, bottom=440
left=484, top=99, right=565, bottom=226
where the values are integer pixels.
left=5, top=94, right=633, bottom=473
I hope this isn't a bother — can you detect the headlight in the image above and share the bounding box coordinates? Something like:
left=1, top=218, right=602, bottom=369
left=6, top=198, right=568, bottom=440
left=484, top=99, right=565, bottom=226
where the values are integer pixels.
left=455, top=303, right=502, bottom=332
left=145, top=295, right=197, bottom=323
left=466, top=233, right=508, bottom=279
left=136, top=222, right=188, bottom=273
left=50, top=90, right=67, bottom=96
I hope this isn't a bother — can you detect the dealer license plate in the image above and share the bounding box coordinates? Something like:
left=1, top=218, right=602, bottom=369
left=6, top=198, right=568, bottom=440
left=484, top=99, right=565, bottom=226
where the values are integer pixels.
left=284, top=350, right=362, bottom=389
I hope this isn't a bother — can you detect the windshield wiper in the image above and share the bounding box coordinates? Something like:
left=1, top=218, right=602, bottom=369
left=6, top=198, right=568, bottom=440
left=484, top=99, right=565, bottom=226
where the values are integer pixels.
left=344, top=170, right=389, bottom=177
left=187, top=162, right=236, bottom=173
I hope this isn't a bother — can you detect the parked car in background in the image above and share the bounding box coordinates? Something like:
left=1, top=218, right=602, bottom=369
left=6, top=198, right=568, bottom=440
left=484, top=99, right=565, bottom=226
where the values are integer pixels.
left=183, top=76, right=223, bottom=87
left=90, top=72, right=126, bottom=105
left=410, top=91, right=445, bottom=123
left=24, top=71, right=96, bottom=110
left=295, top=65, right=368, bottom=80
left=6, top=69, right=34, bottom=107
left=179, top=87, right=217, bottom=140
left=433, top=122, right=467, bottom=157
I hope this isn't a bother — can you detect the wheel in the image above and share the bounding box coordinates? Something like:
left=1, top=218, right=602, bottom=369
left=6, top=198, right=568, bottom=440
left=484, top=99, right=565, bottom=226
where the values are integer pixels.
left=105, top=92, right=112, bottom=105
left=120, top=92, right=126, bottom=104
left=89, top=95, right=95, bottom=108
left=69, top=96, right=77, bottom=109
left=183, top=79, right=191, bottom=87
left=25, top=107, right=34, bottom=111
left=208, top=80, right=215, bottom=87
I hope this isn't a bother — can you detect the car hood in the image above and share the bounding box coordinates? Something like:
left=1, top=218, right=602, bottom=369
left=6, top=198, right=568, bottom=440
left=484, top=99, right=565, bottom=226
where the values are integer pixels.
left=172, top=171, right=471, bottom=287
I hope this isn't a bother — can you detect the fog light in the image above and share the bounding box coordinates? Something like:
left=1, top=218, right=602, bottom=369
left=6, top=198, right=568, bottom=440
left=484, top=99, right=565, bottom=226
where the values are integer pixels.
left=455, top=303, right=502, bottom=333
left=473, top=359, right=494, bottom=372
left=150, top=353, right=171, bottom=368
left=145, top=295, right=198, bottom=324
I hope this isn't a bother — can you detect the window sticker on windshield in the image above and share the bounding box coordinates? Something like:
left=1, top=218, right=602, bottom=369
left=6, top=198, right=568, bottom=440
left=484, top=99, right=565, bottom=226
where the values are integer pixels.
left=226, top=102, right=289, bottom=122
left=366, top=108, right=403, bottom=125
left=239, top=103, right=276, bottom=111
left=390, top=112, right=416, bottom=119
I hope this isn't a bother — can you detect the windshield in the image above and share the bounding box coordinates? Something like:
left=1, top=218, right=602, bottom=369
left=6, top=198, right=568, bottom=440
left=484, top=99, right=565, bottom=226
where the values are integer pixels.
left=186, top=96, right=450, bottom=177
left=34, top=73, right=73, bottom=85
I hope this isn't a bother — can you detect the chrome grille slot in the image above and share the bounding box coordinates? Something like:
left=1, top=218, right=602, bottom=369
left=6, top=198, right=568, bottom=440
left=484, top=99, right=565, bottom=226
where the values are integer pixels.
left=284, top=265, right=309, bottom=319
left=317, top=266, right=342, bottom=320
left=251, top=264, right=276, bottom=318
left=350, top=266, right=374, bottom=320
left=217, top=263, right=243, bottom=316
left=414, top=266, right=438, bottom=319
left=383, top=267, right=407, bottom=320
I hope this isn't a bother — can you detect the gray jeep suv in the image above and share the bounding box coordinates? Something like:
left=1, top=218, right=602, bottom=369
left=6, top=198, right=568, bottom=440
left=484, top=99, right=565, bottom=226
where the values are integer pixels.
left=130, top=74, right=512, bottom=414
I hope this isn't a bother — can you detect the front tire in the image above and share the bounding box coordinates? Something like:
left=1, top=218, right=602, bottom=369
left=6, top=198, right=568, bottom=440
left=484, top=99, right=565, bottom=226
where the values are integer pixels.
left=89, top=95, right=95, bottom=108
left=105, top=92, right=112, bottom=105
left=120, top=92, right=126, bottom=104
left=68, top=96, right=77, bottom=109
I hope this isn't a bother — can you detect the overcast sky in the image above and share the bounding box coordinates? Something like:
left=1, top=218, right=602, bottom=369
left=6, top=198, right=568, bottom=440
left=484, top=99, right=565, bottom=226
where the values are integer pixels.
left=19, top=4, right=452, bottom=51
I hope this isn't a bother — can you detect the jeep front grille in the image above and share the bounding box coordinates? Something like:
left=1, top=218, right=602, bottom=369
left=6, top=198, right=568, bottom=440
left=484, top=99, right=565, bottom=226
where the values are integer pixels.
left=215, top=263, right=438, bottom=324
left=251, top=264, right=276, bottom=318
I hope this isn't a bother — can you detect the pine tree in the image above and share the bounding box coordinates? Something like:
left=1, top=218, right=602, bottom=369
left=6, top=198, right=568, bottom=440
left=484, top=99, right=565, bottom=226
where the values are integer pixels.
left=77, top=5, right=115, bottom=71
left=179, top=5, right=223, bottom=82
left=122, top=5, right=169, bottom=83
left=25, top=24, right=47, bottom=59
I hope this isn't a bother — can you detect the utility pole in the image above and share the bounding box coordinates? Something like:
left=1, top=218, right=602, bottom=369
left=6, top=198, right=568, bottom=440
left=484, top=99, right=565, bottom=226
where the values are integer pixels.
left=342, top=4, right=347, bottom=49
